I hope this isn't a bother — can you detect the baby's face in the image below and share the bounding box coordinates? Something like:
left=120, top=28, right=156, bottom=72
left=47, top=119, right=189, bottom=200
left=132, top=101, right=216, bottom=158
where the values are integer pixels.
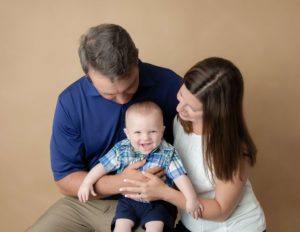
left=124, top=111, right=165, bottom=155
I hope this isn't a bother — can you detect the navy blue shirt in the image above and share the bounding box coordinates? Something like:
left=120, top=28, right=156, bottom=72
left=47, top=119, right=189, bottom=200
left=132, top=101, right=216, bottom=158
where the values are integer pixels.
left=50, top=61, right=182, bottom=181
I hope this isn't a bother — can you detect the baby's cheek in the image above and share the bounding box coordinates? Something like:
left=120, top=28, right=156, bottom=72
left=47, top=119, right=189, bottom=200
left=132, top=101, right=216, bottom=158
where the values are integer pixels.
left=131, top=139, right=140, bottom=148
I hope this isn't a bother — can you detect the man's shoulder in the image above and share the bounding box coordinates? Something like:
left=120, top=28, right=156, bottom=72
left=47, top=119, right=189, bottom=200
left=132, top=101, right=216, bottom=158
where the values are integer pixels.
left=58, top=76, right=86, bottom=99
left=139, top=60, right=181, bottom=82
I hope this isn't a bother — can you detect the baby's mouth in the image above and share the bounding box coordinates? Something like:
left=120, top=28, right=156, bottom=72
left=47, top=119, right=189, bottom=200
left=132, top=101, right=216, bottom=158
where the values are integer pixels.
left=141, top=142, right=152, bottom=150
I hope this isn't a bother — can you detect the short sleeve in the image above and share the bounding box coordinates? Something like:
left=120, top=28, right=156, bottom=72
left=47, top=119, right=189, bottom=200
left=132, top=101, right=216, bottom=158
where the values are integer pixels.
left=166, top=149, right=187, bottom=181
left=50, top=96, right=86, bottom=181
left=98, top=143, right=122, bottom=173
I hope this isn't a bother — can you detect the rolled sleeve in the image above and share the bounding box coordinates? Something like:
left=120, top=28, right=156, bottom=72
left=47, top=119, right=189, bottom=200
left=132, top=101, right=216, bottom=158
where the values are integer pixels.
left=98, top=145, right=121, bottom=173
left=166, top=150, right=187, bottom=181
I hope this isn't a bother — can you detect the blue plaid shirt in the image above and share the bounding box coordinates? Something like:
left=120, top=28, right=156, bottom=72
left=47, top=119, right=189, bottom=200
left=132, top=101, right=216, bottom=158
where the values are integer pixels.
left=99, top=138, right=186, bottom=186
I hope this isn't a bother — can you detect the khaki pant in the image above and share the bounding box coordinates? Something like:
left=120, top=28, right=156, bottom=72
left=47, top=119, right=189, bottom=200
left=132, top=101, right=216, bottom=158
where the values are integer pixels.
left=26, top=197, right=145, bottom=232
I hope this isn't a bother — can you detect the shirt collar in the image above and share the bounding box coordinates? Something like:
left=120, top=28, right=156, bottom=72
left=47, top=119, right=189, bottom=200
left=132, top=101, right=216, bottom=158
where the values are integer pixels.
left=137, top=59, right=156, bottom=88
left=85, top=76, right=100, bottom=96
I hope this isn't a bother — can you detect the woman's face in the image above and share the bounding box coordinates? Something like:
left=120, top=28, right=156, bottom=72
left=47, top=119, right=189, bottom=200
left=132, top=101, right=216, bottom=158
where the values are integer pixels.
left=176, top=84, right=203, bottom=123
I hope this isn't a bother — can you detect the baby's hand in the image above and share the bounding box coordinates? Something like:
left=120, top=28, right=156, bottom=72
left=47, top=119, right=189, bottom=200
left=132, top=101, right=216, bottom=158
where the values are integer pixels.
left=186, top=198, right=203, bottom=219
left=77, top=183, right=97, bottom=203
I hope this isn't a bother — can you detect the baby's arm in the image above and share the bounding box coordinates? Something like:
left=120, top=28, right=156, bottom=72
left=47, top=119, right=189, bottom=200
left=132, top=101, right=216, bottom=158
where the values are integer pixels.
left=77, top=163, right=108, bottom=202
left=174, top=175, right=203, bottom=219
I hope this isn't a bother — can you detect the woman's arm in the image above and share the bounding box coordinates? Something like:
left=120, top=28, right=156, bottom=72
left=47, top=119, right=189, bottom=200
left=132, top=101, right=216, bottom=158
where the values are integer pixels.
left=203, top=164, right=248, bottom=221
left=173, top=175, right=202, bottom=219
left=121, top=160, right=249, bottom=222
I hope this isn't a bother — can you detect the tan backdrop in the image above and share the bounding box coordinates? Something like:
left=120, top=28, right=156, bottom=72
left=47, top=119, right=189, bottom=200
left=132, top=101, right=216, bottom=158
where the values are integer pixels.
left=1, top=0, right=299, bottom=231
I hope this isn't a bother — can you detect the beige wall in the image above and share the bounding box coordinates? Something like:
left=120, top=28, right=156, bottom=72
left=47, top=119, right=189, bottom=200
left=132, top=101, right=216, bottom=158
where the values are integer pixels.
left=1, top=0, right=299, bottom=231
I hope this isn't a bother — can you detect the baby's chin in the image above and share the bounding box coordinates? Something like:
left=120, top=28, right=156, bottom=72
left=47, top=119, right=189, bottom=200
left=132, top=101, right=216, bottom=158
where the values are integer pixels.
left=138, top=149, right=152, bottom=155
left=135, top=147, right=155, bottom=155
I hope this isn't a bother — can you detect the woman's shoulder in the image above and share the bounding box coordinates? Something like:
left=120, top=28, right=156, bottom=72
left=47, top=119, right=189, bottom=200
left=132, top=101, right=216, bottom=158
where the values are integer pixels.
left=173, top=115, right=181, bottom=132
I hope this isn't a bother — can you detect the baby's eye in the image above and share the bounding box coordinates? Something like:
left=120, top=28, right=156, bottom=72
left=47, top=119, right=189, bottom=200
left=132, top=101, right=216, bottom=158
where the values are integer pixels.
left=134, top=131, right=141, bottom=134
left=150, top=130, right=157, bottom=133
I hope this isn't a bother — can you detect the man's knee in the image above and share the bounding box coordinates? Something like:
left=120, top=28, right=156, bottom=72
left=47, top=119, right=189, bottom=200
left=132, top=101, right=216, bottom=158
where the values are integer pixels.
left=26, top=197, right=120, bottom=232
left=25, top=197, right=90, bottom=232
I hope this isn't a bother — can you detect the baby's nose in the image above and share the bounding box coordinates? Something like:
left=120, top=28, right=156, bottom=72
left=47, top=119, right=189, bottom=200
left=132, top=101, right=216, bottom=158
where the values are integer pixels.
left=142, top=133, right=150, bottom=140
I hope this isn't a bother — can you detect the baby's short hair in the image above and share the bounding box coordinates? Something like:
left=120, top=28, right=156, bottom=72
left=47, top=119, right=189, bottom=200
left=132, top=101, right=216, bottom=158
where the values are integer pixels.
left=125, top=101, right=163, bottom=124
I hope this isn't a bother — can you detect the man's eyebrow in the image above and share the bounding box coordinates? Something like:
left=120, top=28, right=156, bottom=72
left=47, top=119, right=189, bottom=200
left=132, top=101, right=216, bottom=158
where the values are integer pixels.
left=100, top=91, right=115, bottom=95
left=101, top=77, right=137, bottom=95
left=122, top=77, right=136, bottom=93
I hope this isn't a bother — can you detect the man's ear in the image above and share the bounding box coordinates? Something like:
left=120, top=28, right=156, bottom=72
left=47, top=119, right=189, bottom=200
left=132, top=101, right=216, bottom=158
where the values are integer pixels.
left=124, top=128, right=129, bottom=139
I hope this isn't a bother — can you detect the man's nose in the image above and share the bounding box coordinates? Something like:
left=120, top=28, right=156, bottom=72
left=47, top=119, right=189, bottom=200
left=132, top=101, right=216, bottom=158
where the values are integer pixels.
left=116, top=94, right=130, bottom=105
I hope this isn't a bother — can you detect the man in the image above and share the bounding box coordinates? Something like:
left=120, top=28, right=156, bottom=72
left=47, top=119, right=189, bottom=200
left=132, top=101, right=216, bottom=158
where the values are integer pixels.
left=26, top=24, right=181, bottom=232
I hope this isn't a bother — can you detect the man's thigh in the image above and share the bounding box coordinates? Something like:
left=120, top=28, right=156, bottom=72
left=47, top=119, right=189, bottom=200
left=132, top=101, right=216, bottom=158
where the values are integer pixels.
left=26, top=196, right=145, bottom=232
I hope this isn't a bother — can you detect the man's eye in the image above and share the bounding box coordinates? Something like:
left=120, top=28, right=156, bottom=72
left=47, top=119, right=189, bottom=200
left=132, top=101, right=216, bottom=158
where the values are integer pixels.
left=101, top=93, right=115, bottom=100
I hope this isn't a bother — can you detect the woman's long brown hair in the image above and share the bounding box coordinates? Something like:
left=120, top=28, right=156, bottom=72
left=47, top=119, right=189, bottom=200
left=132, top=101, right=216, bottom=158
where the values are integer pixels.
left=180, top=57, right=256, bottom=181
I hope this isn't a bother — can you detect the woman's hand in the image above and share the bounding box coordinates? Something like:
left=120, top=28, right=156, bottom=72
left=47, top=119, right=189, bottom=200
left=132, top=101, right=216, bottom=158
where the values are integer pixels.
left=120, top=171, right=169, bottom=202
left=119, top=160, right=166, bottom=184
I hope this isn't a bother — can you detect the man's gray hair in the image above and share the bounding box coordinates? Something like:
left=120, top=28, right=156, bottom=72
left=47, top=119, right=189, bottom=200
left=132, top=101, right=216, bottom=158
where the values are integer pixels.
left=78, top=24, right=138, bottom=80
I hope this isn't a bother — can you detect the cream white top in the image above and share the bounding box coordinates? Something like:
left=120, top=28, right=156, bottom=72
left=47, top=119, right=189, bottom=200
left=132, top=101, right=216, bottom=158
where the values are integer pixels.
left=173, top=118, right=266, bottom=232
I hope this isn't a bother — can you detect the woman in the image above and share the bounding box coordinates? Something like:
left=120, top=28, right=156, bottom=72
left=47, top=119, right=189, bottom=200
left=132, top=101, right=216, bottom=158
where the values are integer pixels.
left=121, top=57, right=266, bottom=231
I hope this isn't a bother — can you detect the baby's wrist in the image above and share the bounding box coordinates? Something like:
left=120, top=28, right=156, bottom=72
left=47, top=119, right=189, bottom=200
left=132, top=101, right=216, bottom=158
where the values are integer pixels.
left=186, top=196, right=197, bottom=202
left=82, top=180, right=93, bottom=187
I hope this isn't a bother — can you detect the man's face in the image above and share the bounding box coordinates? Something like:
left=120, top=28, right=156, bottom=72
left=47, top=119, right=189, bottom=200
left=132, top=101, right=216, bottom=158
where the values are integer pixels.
left=88, top=65, right=139, bottom=104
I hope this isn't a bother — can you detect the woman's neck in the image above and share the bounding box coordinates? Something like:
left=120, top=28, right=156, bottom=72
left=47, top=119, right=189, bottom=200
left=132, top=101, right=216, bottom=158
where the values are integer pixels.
left=192, top=122, right=203, bottom=135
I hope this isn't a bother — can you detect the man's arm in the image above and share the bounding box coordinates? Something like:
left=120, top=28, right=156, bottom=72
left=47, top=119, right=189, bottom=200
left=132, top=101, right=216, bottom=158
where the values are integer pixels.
left=56, top=160, right=164, bottom=199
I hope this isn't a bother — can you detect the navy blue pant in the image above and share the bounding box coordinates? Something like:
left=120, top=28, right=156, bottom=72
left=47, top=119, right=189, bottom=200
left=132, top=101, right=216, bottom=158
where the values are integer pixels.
left=112, top=197, right=172, bottom=231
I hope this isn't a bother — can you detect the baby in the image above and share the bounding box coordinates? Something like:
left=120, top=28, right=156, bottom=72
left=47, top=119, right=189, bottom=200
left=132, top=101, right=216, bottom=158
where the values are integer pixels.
left=78, top=101, right=201, bottom=232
